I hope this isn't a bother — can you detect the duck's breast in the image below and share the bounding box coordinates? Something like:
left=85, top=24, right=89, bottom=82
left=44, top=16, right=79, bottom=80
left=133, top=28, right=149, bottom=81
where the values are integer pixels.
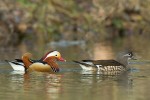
left=28, top=63, right=52, bottom=72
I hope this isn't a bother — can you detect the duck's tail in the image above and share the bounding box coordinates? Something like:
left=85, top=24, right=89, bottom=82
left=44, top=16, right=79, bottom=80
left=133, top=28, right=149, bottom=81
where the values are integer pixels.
left=5, top=59, right=25, bottom=71
left=22, top=53, right=32, bottom=70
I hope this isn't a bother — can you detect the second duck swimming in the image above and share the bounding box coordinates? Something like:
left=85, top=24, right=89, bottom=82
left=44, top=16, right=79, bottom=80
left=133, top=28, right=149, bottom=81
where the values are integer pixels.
left=74, top=51, right=136, bottom=72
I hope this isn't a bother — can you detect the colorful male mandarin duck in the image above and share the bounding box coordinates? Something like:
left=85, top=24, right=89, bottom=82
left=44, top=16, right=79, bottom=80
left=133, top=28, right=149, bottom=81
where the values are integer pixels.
left=6, top=51, right=65, bottom=72
left=74, top=51, right=136, bottom=72
left=22, top=52, right=65, bottom=72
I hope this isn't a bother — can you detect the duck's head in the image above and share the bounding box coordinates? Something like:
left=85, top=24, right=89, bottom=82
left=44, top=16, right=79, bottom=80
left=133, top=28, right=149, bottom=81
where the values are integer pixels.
left=41, top=51, right=66, bottom=62
left=117, top=51, right=136, bottom=66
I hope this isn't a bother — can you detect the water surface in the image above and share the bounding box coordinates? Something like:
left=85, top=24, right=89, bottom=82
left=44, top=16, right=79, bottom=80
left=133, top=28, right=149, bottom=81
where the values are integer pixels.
left=0, top=42, right=150, bottom=100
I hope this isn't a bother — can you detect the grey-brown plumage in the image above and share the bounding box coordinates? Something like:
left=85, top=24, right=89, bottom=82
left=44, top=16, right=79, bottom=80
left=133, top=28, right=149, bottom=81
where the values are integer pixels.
left=74, top=51, right=136, bottom=72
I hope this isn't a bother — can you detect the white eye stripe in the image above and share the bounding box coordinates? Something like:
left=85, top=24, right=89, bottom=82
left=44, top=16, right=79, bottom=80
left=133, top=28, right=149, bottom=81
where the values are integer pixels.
left=43, top=51, right=60, bottom=60
left=123, top=53, right=132, bottom=57
left=46, top=51, right=59, bottom=57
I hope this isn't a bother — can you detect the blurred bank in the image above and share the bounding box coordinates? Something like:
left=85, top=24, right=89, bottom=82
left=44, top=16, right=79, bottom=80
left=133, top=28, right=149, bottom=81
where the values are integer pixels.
left=0, top=0, right=150, bottom=60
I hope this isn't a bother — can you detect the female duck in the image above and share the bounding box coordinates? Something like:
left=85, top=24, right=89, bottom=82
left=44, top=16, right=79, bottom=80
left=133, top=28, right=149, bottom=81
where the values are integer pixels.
left=74, top=51, right=136, bottom=71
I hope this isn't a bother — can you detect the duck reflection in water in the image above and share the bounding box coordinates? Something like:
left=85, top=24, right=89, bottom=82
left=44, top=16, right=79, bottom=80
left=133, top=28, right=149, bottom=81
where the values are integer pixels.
left=79, top=69, right=134, bottom=89
left=23, top=72, right=63, bottom=99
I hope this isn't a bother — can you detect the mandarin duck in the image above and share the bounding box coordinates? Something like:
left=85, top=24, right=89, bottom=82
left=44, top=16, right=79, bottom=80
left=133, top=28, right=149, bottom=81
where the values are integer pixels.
left=74, top=51, right=136, bottom=72
left=6, top=51, right=65, bottom=72
left=22, top=53, right=65, bottom=72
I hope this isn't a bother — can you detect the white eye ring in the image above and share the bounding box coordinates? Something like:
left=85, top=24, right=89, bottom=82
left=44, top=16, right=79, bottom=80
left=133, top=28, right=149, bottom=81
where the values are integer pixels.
left=123, top=53, right=131, bottom=57
left=128, top=53, right=131, bottom=56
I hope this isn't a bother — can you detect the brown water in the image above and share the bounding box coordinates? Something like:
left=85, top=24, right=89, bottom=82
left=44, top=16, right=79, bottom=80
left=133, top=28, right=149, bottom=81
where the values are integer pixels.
left=0, top=40, right=150, bottom=100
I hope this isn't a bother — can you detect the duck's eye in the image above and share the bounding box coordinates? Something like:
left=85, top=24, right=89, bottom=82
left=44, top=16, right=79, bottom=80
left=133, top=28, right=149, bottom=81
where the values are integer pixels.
left=55, top=55, right=57, bottom=56
left=128, top=53, right=131, bottom=56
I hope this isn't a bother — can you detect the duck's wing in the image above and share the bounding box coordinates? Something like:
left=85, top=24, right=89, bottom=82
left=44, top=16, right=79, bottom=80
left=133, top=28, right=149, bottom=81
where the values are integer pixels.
left=15, top=59, right=23, bottom=62
left=7, top=59, right=24, bottom=66
left=83, top=60, right=126, bottom=70
left=12, top=59, right=40, bottom=65
left=92, top=60, right=123, bottom=66
left=74, top=61, right=95, bottom=67
left=29, top=59, right=41, bottom=63
left=82, top=59, right=123, bottom=66
left=73, top=60, right=98, bottom=71
left=44, top=61, right=59, bottom=72
left=49, top=63, right=59, bottom=72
